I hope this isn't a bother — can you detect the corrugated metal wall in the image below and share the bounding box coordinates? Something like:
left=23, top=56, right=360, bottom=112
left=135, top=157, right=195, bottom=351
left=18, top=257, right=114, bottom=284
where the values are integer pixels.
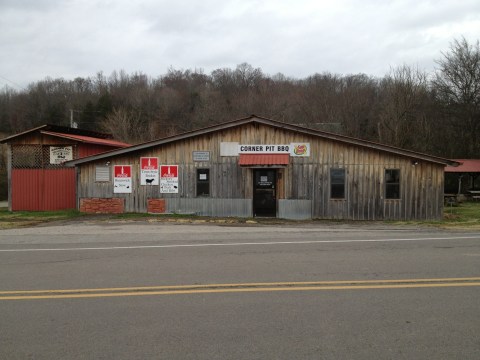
left=78, top=144, right=115, bottom=158
left=12, top=169, right=76, bottom=211
left=278, top=200, right=312, bottom=220
left=8, top=141, right=123, bottom=211
left=165, top=198, right=252, bottom=217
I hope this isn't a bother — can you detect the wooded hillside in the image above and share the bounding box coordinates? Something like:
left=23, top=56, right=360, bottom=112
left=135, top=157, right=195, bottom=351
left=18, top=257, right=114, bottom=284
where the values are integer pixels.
left=1, top=37, right=479, bottom=159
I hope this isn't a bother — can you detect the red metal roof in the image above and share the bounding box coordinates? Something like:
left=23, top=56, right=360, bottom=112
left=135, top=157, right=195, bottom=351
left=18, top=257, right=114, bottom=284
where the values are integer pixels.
left=41, top=131, right=130, bottom=148
left=0, top=124, right=117, bottom=143
left=239, top=154, right=289, bottom=166
left=445, top=159, right=480, bottom=173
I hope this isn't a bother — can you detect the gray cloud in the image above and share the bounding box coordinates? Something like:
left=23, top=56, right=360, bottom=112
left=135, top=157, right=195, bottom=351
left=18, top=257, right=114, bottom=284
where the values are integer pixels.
left=0, top=0, right=479, bottom=88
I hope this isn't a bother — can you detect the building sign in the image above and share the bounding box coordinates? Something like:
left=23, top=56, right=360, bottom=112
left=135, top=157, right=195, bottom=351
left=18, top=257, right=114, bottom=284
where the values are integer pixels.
left=237, top=143, right=310, bottom=157
left=114, top=165, right=132, bottom=193
left=160, top=165, right=179, bottom=193
left=193, top=151, right=210, bottom=161
left=290, top=143, right=311, bottom=157
left=140, top=157, right=159, bottom=185
left=49, top=146, right=73, bottom=164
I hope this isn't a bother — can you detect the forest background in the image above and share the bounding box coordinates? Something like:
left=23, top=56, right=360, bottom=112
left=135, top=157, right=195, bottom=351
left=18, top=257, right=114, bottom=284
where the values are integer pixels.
left=0, top=37, right=479, bottom=200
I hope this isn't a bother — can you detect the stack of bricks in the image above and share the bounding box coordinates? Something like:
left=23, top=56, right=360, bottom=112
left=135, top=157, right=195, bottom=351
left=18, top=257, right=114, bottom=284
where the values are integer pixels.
left=80, top=198, right=124, bottom=214
left=147, top=199, right=166, bottom=213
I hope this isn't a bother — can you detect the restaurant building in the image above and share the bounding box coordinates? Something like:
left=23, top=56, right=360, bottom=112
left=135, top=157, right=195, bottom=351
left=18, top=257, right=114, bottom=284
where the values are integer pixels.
left=66, top=115, right=457, bottom=220
left=0, top=124, right=129, bottom=211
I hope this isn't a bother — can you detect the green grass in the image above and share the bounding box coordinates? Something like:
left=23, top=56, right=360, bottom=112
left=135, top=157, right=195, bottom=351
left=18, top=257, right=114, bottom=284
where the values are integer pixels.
left=441, top=202, right=480, bottom=228
left=1, top=202, right=480, bottom=229
left=0, top=208, right=83, bottom=229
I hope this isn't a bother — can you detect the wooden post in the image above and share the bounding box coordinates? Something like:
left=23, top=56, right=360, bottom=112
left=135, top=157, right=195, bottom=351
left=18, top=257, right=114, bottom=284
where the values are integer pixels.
left=7, top=145, right=12, bottom=212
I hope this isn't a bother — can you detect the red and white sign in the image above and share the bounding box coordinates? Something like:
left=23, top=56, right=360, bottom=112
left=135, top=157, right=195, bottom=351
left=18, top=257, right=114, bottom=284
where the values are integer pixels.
left=160, top=165, right=178, bottom=193
left=160, top=165, right=178, bottom=178
left=114, top=165, right=132, bottom=193
left=140, top=157, right=159, bottom=185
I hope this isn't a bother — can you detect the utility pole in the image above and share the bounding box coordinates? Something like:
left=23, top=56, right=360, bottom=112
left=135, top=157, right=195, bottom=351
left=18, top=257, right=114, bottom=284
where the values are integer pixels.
left=69, top=109, right=78, bottom=128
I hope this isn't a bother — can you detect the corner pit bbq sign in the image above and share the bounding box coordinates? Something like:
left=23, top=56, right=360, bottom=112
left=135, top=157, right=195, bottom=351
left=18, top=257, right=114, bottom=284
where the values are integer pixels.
left=237, top=143, right=310, bottom=157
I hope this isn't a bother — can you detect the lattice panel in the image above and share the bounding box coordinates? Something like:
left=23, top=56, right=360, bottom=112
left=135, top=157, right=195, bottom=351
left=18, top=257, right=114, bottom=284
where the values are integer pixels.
left=11, top=145, right=43, bottom=168
left=11, top=144, right=77, bottom=169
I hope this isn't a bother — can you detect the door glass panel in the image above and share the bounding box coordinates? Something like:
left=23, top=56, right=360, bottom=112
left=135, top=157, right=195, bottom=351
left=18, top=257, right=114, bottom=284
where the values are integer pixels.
left=253, top=170, right=276, bottom=217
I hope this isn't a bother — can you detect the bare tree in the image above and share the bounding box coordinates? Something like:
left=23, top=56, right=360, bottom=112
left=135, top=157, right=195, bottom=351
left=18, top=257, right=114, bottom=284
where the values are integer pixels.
left=433, top=37, right=480, bottom=157
left=101, top=107, right=152, bottom=144
left=377, top=65, right=432, bottom=149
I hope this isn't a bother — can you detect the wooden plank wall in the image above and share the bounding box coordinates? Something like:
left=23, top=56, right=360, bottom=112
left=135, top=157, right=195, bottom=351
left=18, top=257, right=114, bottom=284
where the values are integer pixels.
left=77, top=123, right=445, bottom=220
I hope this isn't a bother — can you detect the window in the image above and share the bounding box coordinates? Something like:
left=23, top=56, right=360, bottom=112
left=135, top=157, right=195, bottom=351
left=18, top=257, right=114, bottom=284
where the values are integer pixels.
left=196, top=169, right=210, bottom=196
left=385, top=169, right=400, bottom=199
left=330, top=168, right=345, bottom=199
left=95, top=166, right=110, bottom=182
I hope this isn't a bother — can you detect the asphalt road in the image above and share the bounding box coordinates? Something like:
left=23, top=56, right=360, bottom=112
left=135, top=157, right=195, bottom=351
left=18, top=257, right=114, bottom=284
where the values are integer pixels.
left=0, top=221, right=479, bottom=359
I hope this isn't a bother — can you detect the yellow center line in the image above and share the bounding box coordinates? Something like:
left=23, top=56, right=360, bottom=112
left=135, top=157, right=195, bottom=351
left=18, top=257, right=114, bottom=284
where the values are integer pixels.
left=1, top=277, right=480, bottom=300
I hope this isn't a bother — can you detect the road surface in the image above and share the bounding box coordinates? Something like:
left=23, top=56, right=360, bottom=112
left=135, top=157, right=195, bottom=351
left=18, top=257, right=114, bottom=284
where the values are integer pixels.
left=0, top=221, right=479, bottom=359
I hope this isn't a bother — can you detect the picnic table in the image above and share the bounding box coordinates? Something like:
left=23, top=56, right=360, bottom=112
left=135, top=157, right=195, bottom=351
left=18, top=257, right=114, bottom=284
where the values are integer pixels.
left=468, top=190, right=480, bottom=201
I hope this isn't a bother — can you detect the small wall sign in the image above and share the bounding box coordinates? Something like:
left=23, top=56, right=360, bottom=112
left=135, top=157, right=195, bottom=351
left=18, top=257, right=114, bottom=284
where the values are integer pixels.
left=114, top=165, right=132, bottom=193
left=140, top=157, right=159, bottom=185
left=50, top=146, right=73, bottom=164
left=193, top=151, right=210, bottom=161
left=160, top=165, right=179, bottom=193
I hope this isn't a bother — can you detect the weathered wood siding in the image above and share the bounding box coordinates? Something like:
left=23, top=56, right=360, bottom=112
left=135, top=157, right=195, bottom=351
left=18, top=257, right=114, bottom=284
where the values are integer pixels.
left=76, top=122, right=445, bottom=220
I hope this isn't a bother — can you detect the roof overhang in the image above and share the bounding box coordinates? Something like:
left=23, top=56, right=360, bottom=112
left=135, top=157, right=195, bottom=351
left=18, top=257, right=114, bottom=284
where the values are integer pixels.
left=64, top=115, right=459, bottom=167
left=0, top=124, right=116, bottom=144
left=445, top=159, right=480, bottom=173
left=239, top=154, right=289, bottom=167
left=41, top=131, right=130, bottom=148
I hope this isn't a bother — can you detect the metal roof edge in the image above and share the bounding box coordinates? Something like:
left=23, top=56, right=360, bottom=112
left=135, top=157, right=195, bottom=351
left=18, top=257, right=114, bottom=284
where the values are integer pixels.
left=65, top=115, right=259, bottom=166
left=64, top=114, right=458, bottom=167
left=40, top=131, right=130, bottom=147
left=0, top=125, right=48, bottom=143
left=0, top=124, right=116, bottom=144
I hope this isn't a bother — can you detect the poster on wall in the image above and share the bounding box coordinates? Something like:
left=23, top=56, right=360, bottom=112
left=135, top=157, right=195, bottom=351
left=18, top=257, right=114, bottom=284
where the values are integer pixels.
left=50, top=146, right=73, bottom=164
left=140, top=157, right=159, bottom=185
left=114, top=165, right=132, bottom=193
left=160, top=165, right=178, bottom=193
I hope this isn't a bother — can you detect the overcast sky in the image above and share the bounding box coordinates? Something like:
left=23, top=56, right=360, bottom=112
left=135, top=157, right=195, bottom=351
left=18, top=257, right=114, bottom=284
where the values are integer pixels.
left=1, top=0, right=479, bottom=89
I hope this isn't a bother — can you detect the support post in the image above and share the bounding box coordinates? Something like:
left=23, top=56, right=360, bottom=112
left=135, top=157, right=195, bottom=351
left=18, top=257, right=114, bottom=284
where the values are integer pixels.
left=7, top=145, right=12, bottom=211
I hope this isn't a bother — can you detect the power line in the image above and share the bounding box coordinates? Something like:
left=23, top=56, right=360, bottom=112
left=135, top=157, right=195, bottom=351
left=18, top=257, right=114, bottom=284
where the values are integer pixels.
left=0, top=75, right=27, bottom=91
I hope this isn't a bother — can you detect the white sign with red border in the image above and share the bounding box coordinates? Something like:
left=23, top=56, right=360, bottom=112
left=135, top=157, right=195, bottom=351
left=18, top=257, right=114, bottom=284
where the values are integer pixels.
left=236, top=143, right=310, bottom=157
left=160, top=165, right=179, bottom=193
left=140, top=157, right=159, bottom=185
left=114, top=165, right=132, bottom=193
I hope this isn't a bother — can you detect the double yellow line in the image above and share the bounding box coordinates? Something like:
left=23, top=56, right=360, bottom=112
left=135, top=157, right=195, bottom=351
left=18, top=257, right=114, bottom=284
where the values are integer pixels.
left=1, top=277, right=480, bottom=301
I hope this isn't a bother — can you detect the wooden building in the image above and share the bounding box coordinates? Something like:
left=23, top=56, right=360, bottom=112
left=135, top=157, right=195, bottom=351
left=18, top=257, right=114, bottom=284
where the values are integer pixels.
left=66, top=115, right=457, bottom=220
left=444, top=159, right=480, bottom=196
left=0, top=125, right=130, bottom=211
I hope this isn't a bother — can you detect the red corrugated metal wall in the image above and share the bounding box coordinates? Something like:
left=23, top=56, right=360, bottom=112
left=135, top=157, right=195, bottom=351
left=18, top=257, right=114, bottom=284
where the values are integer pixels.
left=78, top=144, right=114, bottom=158
left=12, top=169, right=76, bottom=211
